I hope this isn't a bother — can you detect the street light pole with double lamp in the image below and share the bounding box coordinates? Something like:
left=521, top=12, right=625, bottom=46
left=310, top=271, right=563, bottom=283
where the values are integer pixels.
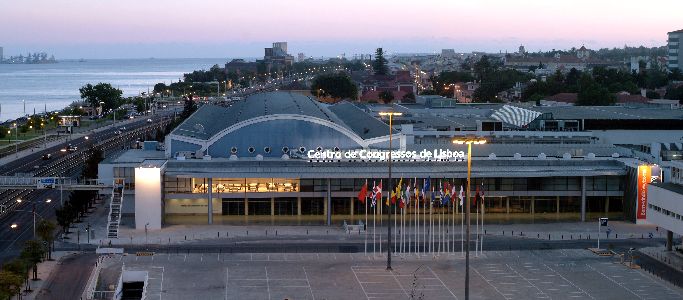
left=452, top=137, right=486, bottom=300
left=378, top=111, right=402, bottom=270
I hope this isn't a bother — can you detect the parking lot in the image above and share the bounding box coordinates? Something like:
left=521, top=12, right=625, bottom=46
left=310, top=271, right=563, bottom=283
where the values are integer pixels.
left=106, top=249, right=683, bottom=300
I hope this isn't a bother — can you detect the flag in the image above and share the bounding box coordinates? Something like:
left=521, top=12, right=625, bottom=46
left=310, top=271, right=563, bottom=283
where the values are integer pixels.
left=372, top=181, right=382, bottom=207
left=422, top=177, right=432, bottom=203
left=390, top=178, right=403, bottom=205
left=442, top=181, right=451, bottom=205
left=474, top=184, right=480, bottom=205
left=414, top=178, right=419, bottom=203
left=405, top=180, right=412, bottom=205
left=451, top=183, right=458, bottom=203
left=480, top=181, right=485, bottom=200
left=458, top=185, right=464, bottom=206
left=357, top=181, right=368, bottom=204
left=439, top=181, right=445, bottom=204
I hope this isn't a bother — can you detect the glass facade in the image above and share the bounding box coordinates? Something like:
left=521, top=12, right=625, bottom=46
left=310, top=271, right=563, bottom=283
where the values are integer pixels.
left=163, top=175, right=625, bottom=225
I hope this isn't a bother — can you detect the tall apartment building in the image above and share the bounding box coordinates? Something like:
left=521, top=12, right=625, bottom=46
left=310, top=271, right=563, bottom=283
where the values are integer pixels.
left=668, top=29, right=683, bottom=71
left=0, top=46, right=4, bottom=62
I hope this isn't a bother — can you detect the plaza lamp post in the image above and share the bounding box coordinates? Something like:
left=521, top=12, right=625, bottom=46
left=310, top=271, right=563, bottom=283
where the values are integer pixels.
left=378, top=111, right=402, bottom=270
left=452, top=137, right=487, bottom=300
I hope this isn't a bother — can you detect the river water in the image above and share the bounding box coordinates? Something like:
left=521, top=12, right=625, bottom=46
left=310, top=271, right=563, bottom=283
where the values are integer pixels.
left=0, top=58, right=228, bottom=121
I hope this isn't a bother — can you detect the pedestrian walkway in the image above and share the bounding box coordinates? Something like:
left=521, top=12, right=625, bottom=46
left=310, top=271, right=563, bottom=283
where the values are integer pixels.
left=19, top=251, right=78, bottom=300
left=76, top=220, right=673, bottom=247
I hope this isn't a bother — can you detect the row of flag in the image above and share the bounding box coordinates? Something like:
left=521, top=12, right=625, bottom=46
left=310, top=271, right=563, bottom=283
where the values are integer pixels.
left=357, top=178, right=485, bottom=208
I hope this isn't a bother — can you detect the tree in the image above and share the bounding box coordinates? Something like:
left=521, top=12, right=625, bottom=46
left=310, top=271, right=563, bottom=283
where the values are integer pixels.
left=79, top=83, right=123, bottom=111
left=153, top=82, right=168, bottom=94
left=55, top=203, right=74, bottom=234
left=373, top=48, right=388, bottom=76
left=0, top=270, right=23, bottom=299
left=310, top=73, right=358, bottom=100
left=378, top=91, right=395, bottom=103
left=155, top=128, right=165, bottom=142
left=181, top=99, right=198, bottom=119
left=665, top=85, right=683, bottom=102
left=20, top=240, right=44, bottom=281
left=82, top=147, right=104, bottom=180
left=402, top=91, right=416, bottom=102
left=577, top=75, right=615, bottom=106
left=2, top=259, right=29, bottom=295
left=36, top=220, right=56, bottom=260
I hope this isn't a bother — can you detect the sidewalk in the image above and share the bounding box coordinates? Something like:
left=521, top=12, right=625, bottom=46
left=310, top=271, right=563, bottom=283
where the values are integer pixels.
left=19, top=251, right=78, bottom=300
left=73, top=220, right=674, bottom=246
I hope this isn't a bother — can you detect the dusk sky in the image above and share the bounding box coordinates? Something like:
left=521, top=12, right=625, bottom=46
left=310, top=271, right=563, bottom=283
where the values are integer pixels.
left=1, top=0, right=681, bottom=59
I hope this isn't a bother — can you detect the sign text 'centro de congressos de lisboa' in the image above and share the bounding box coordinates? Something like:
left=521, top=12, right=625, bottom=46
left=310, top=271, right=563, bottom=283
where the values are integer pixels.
left=306, top=149, right=466, bottom=161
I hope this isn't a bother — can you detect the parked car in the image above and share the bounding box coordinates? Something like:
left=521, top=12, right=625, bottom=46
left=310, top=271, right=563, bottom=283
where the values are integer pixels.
left=146, top=118, right=153, bottom=123
left=42, top=153, right=52, bottom=160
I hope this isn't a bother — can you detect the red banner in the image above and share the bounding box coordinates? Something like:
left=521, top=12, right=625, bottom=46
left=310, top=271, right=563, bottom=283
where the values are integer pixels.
left=636, top=165, right=651, bottom=220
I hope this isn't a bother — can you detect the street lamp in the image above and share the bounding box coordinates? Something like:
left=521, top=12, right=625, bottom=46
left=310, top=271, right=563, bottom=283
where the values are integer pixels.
left=452, top=137, right=486, bottom=300
left=378, top=111, right=402, bottom=270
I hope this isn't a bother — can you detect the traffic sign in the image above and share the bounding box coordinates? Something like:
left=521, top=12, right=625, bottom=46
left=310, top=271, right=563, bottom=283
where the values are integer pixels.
left=600, top=217, right=608, bottom=226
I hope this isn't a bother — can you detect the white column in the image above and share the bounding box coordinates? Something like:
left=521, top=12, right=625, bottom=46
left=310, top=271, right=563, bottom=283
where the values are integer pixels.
left=135, top=167, right=162, bottom=230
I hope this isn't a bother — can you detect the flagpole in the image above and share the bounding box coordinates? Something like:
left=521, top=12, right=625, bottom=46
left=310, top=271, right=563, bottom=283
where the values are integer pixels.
left=406, top=183, right=410, bottom=255
left=365, top=180, right=368, bottom=255
left=379, top=191, right=382, bottom=256
left=415, top=182, right=419, bottom=256
left=423, top=180, right=427, bottom=255
left=430, top=186, right=434, bottom=256
left=452, top=196, right=455, bottom=255
left=372, top=181, right=376, bottom=256
left=476, top=192, right=479, bottom=257
left=480, top=200, right=484, bottom=254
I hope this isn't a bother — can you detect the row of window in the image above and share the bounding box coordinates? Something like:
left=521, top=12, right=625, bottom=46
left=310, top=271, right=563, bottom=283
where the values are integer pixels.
left=163, top=176, right=624, bottom=194
left=649, top=203, right=683, bottom=221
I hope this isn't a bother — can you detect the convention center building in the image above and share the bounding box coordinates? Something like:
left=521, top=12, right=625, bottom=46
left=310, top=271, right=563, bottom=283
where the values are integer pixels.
left=99, top=91, right=683, bottom=229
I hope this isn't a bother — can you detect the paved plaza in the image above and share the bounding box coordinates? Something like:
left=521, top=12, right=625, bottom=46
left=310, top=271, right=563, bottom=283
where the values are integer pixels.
left=101, top=249, right=683, bottom=300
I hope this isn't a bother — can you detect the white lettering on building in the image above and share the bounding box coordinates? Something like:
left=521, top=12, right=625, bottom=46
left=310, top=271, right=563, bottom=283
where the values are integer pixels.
left=306, top=149, right=466, bottom=162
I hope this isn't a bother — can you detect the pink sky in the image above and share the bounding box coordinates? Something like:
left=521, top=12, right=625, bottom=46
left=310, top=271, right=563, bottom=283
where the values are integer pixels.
left=1, top=0, right=680, bottom=58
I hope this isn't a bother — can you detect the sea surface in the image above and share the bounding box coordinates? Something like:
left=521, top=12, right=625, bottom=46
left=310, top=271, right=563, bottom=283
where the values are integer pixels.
left=0, top=58, right=229, bottom=121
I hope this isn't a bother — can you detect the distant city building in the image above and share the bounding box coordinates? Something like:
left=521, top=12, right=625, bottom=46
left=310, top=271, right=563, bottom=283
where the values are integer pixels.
left=504, top=45, right=613, bottom=74
left=297, top=53, right=306, bottom=62
left=262, top=41, right=294, bottom=72
left=667, top=29, right=682, bottom=71
left=352, top=70, right=416, bottom=103
left=0, top=46, right=3, bottom=62
left=630, top=56, right=669, bottom=73
left=441, top=49, right=456, bottom=58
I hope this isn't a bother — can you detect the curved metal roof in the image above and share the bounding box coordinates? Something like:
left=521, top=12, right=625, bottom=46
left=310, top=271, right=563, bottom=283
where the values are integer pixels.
left=172, top=91, right=390, bottom=141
